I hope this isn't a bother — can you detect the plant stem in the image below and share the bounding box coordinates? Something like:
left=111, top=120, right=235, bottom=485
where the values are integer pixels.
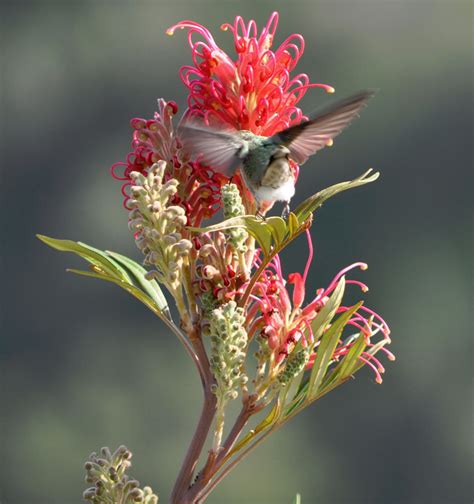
left=161, top=317, right=205, bottom=383
left=195, top=424, right=277, bottom=503
left=170, top=387, right=217, bottom=504
left=215, top=407, right=249, bottom=465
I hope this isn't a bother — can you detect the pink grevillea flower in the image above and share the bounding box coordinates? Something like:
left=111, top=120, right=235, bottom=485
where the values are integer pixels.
left=111, top=99, right=224, bottom=225
left=247, top=231, right=393, bottom=382
left=167, top=12, right=334, bottom=135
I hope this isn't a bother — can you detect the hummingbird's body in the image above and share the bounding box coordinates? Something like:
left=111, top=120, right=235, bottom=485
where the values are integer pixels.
left=179, top=90, right=376, bottom=216
left=238, top=136, right=295, bottom=210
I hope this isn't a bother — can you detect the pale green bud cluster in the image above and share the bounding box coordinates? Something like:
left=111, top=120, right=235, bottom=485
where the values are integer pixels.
left=221, top=183, right=248, bottom=253
left=200, top=290, right=219, bottom=315
left=209, top=301, right=248, bottom=400
left=128, top=161, right=192, bottom=290
left=278, top=348, right=310, bottom=386
left=83, top=446, right=158, bottom=503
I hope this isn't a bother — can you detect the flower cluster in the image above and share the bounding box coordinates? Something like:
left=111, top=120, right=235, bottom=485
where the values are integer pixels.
left=83, top=446, right=158, bottom=504
left=128, top=161, right=192, bottom=291
left=221, top=183, right=248, bottom=253
left=208, top=301, right=248, bottom=401
left=110, top=11, right=393, bottom=389
left=167, top=12, right=334, bottom=134
left=111, top=99, right=224, bottom=224
left=249, top=232, right=393, bottom=389
left=104, top=13, right=394, bottom=499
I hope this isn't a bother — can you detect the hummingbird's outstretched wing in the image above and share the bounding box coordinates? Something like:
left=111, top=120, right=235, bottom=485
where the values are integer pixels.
left=179, top=123, right=244, bottom=177
left=272, top=89, right=376, bottom=165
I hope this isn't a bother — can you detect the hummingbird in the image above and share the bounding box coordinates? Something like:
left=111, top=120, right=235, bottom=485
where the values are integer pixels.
left=179, top=89, right=376, bottom=218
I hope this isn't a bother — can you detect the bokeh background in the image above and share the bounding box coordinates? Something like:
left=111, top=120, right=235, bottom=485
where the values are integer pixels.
left=2, top=1, right=472, bottom=503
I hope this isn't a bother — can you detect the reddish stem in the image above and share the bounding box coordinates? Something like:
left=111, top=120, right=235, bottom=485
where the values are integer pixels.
left=170, top=333, right=216, bottom=504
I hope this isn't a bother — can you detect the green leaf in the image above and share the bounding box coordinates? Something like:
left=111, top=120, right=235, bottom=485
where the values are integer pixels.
left=350, top=337, right=390, bottom=375
left=37, top=235, right=130, bottom=282
left=308, top=302, right=363, bottom=398
left=188, top=215, right=273, bottom=256
left=37, top=234, right=171, bottom=322
left=293, top=169, right=380, bottom=223
left=106, top=250, right=171, bottom=319
left=287, top=212, right=300, bottom=237
left=265, top=216, right=287, bottom=247
left=292, top=493, right=302, bottom=504
left=334, top=331, right=367, bottom=380
left=67, top=268, right=164, bottom=318
left=310, top=277, right=346, bottom=345
left=227, top=403, right=278, bottom=459
left=78, top=241, right=132, bottom=283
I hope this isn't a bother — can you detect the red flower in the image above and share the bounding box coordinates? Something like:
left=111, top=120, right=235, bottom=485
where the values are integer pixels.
left=167, top=12, right=334, bottom=135
left=110, top=99, right=223, bottom=225
left=247, top=231, right=393, bottom=382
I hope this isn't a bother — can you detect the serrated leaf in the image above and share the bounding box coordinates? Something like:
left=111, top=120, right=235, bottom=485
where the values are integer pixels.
left=106, top=250, right=171, bottom=319
left=293, top=169, right=380, bottom=223
left=308, top=302, right=363, bottom=398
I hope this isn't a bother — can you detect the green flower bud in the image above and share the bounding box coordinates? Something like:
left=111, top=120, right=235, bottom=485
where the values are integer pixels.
left=221, top=184, right=248, bottom=253
left=208, top=301, right=248, bottom=401
left=82, top=445, right=158, bottom=503
left=278, top=348, right=310, bottom=386
left=129, top=161, right=191, bottom=291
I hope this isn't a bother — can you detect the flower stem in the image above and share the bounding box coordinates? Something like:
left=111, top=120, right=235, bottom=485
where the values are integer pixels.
left=170, top=387, right=217, bottom=504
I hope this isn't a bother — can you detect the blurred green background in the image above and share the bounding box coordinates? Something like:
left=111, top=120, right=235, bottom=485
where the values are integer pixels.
left=2, top=1, right=472, bottom=503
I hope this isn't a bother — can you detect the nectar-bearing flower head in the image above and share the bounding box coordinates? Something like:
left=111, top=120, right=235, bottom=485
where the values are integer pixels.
left=111, top=99, right=224, bottom=223
left=248, top=231, right=393, bottom=394
left=170, top=12, right=377, bottom=217
left=167, top=12, right=334, bottom=134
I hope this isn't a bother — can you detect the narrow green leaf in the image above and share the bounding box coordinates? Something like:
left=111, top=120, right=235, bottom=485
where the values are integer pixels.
left=106, top=250, right=171, bottom=319
left=37, top=234, right=171, bottom=322
left=283, top=373, right=308, bottom=418
left=37, top=235, right=128, bottom=282
left=338, top=331, right=367, bottom=378
left=293, top=169, right=380, bottom=223
left=292, top=493, right=302, bottom=504
left=78, top=241, right=132, bottom=283
left=228, top=404, right=278, bottom=458
left=350, top=338, right=389, bottom=375
left=67, top=268, right=166, bottom=320
left=310, top=277, right=346, bottom=345
left=308, top=302, right=363, bottom=398
left=287, top=212, right=299, bottom=237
